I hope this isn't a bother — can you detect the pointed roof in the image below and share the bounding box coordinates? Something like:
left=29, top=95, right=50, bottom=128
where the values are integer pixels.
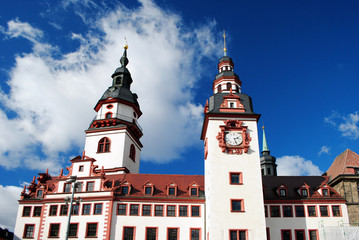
left=326, top=149, right=359, bottom=181
left=262, top=126, right=269, bottom=152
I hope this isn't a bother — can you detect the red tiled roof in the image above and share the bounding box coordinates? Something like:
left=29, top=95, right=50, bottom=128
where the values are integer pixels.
left=325, top=149, right=359, bottom=181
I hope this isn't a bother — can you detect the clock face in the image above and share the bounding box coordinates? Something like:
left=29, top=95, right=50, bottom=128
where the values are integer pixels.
left=225, top=132, right=242, bottom=146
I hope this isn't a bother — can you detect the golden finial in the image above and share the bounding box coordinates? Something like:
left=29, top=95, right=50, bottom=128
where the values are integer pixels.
left=223, top=30, right=227, bottom=56
left=124, top=37, right=128, bottom=49
left=262, top=126, right=265, bottom=129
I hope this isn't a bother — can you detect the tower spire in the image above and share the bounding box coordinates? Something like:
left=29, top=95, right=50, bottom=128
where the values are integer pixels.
left=262, top=126, right=269, bottom=152
left=120, top=42, right=129, bottom=67
left=223, top=30, right=227, bottom=56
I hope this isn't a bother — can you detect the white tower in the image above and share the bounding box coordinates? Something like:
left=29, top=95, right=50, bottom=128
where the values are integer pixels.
left=84, top=45, right=143, bottom=174
left=201, top=34, right=266, bottom=240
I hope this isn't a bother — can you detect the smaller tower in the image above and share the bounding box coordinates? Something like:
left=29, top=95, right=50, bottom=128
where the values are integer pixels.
left=260, top=126, right=277, bottom=176
left=84, top=44, right=143, bottom=174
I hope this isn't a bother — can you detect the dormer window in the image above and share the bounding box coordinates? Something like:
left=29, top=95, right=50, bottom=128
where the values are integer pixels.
left=98, top=137, right=111, bottom=153
left=167, top=182, right=178, bottom=196
left=301, top=189, right=308, bottom=197
left=143, top=182, right=154, bottom=195
left=320, top=184, right=330, bottom=197
left=299, top=183, right=310, bottom=198
left=36, top=189, right=43, bottom=198
left=121, top=182, right=131, bottom=195
left=129, top=144, right=136, bottom=162
left=188, top=182, right=200, bottom=197
left=322, top=189, right=329, bottom=196
left=278, top=185, right=287, bottom=197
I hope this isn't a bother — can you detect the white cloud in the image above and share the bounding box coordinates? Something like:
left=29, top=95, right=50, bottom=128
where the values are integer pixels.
left=325, top=111, right=359, bottom=140
left=0, top=0, right=219, bottom=170
left=277, top=155, right=322, bottom=176
left=0, top=185, right=22, bottom=231
left=318, top=145, right=330, bottom=155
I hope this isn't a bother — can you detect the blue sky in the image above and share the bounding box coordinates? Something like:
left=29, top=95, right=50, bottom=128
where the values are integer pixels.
left=0, top=0, right=359, bottom=230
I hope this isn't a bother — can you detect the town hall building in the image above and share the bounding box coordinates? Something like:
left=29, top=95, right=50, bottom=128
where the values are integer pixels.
left=13, top=41, right=355, bottom=240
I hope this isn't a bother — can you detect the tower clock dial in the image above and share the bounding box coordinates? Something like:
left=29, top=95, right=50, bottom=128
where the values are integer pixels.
left=225, top=132, right=242, bottom=146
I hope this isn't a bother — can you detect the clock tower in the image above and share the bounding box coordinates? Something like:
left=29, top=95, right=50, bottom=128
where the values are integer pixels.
left=201, top=34, right=266, bottom=239
left=84, top=45, right=143, bottom=174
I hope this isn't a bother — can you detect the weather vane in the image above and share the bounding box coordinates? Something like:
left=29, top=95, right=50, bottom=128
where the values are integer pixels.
left=223, top=30, right=227, bottom=56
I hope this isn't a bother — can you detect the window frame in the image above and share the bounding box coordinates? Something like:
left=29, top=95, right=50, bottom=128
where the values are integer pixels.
left=308, top=230, right=318, bottom=240
left=129, top=144, right=136, bottom=162
left=295, top=205, right=305, bottom=217
left=86, top=181, right=95, bottom=192
left=117, top=203, right=127, bottom=216
left=129, top=204, right=139, bottom=216
left=332, top=205, right=342, bottom=217
left=33, top=206, right=42, bottom=217
left=23, top=224, right=35, bottom=239
left=229, top=229, right=247, bottom=240
left=142, top=204, right=152, bottom=216
left=231, top=199, right=245, bottom=212
left=294, top=229, right=305, bottom=240
left=270, top=205, right=281, bottom=217
left=71, top=204, right=79, bottom=215
left=319, top=205, right=329, bottom=217
left=68, top=223, right=79, bottom=238
left=167, top=227, right=179, bottom=240
left=307, top=205, right=317, bottom=217
left=229, top=172, right=243, bottom=185
left=281, top=229, right=292, bottom=240
left=123, top=226, right=135, bottom=240
left=78, top=165, right=84, bottom=172
left=22, top=206, right=32, bottom=217
left=179, top=205, right=188, bottom=217
left=166, top=205, right=176, bottom=217
left=154, top=205, right=164, bottom=217
left=64, top=183, right=72, bottom=193
left=146, top=227, right=158, bottom=240
left=60, top=205, right=68, bottom=216
left=36, top=189, right=44, bottom=198
left=48, top=223, right=60, bottom=238
left=49, top=205, right=58, bottom=216
left=93, top=203, right=103, bottom=215
left=191, top=205, right=201, bottom=217
left=86, top=222, right=98, bottom=238
left=190, top=228, right=201, bottom=240
left=282, top=205, right=293, bottom=217
left=97, top=137, right=111, bottom=153
left=82, top=203, right=91, bottom=215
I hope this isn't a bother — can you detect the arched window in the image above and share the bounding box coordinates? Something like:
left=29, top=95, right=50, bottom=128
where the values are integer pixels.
left=227, top=82, right=232, bottom=90
left=105, top=112, right=112, bottom=119
left=217, top=84, right=222, bottom=93
left=129, top=144, right=136, bottom=161
left=98, top=137, right=111, bottom=153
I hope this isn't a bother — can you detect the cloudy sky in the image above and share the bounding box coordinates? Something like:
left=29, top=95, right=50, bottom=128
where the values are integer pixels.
left=1, top=0, right=359, bottom=230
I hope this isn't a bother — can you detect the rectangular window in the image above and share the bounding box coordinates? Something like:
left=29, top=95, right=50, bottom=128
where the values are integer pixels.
left=122, top=186, right=129, bottom=194
left=82, top=204, right=91, bottom=215
left=117, top=204, right=127, bottom=215
left=230, top=230, right=247, bottom=240
left=179, top=205, right=188, bottom=216
left=191, top=206, right=200, bottom=217
left=49, top=205, right=58, bottom=216
left=167, top=228, right=178, bottom=240
left=168, top=187, right=176, bottom=195
left=301, top=189, right=308, bottom=197
left=130, top=204, right=139, bottom=216
left=145, top=186, right=152, bottom=195
left=231, top=199, right=244, bottom=212
left=191, top=229, right=200, bottom=240
left=295, top=230, right=305, bottom=240
left=281, top=230, right=291, bottom=240
left=86, top=182, right=94, bottom=191
left=86, top=223, right=98, bottom=237
left=280, top=189, right=286, bottom=196
left=33, top=206, right=42, bottom=217
left=167, top=205, right=176, bottom=216
left=270, top=206, right=280, bottom=217
left=75, top=183, right=82, bottom=192
left=309, top=230, right=318, bottom=240
left=295, top=206, right=305, bottom=217
left=123, top=227, right=135, bottom=240
left=142, top=205, right=151, bottom=216
left=264, top=206, right=268, bottom=217
left=332, top=205, right=341, bottom=216
left=308, top=206, right=317, bottom=217
left=71, top=205, right=79, bottom=215
left=23, top=224, right=34, bottom=238
left=60, top=205, right=68, bottom=216
left=146, top=227, right=157, bottom=240
left=230, top=172, right=242, bottom=184
left=49, top=223, right=60, bottom=237
left=322, top=189, right=329, bottom=196
left=94, top=203, right=103, bottom=215
left=283, top=206, right=293, bottom=217
left=155, top=205, right=163, bottom=216
left=79, top=165, right=84, bottom=172
left=22, top=206, right=31, bottom=217
left=36, top=190, right=43, bottom=198
left=190, top=188, right=198, bottom=196
left=69, top=223, right=78, bottom=237
left=320, top=206, right=329, bottom=217
left=64, top=183, right=71, bottom=193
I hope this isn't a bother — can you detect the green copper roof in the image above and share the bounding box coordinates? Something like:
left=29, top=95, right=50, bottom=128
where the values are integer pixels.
left=262, top=126, right=269, bottom=152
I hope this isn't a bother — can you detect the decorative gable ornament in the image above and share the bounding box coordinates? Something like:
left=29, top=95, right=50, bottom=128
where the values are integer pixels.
left=216, top=120, right=251, bottom=154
